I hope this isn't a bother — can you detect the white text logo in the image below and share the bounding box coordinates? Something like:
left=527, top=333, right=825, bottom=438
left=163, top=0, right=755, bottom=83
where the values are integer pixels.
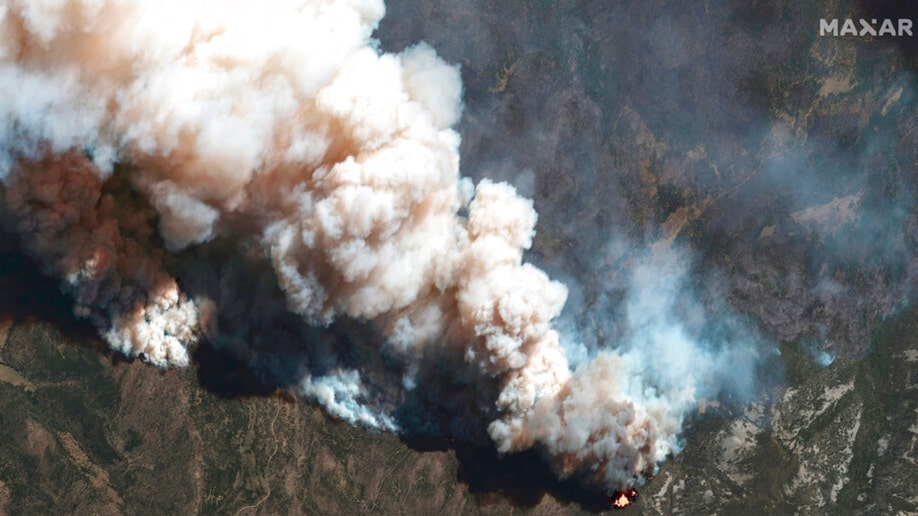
left=819, top=18, right=914, bottom=37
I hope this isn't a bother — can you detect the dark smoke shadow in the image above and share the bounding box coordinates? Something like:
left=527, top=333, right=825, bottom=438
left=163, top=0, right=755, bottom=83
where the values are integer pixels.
left=400, top=435, right=617, bottom=512
left=190, top=316, right=396, bottom=401
left=175, top=237, right=413, bottom=405
left=191, top=338, right=280, bottom=398
left=0, top=228, right=114, bottom=357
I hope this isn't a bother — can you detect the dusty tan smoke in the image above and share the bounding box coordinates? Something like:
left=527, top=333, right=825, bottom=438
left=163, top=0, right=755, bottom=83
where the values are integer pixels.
left=2, top=151, right=199, bottom=367
left=0, top=0, right=742, bottom=493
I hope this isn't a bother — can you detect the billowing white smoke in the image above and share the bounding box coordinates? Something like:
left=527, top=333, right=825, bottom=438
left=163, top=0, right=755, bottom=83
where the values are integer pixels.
left=0, top=0, right=756, bottom=492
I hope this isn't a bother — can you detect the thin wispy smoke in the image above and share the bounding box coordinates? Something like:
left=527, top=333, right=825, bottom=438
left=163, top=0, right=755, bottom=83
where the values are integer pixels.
left=0, top=0, right=760, bottom=493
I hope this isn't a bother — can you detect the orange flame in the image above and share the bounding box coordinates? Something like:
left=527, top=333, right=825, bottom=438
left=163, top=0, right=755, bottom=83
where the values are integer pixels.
left=609, top=489, right=639, bottom=508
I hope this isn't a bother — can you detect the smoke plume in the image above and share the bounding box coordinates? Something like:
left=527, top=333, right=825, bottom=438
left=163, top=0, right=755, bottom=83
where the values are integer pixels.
left=0, top=0, right=759, bottom=493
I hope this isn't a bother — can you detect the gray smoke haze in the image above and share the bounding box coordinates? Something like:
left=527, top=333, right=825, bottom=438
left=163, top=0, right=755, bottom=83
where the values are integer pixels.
left=1, top=0, right=855, bottom=497
left=378, top=0, right=918, bottom=361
